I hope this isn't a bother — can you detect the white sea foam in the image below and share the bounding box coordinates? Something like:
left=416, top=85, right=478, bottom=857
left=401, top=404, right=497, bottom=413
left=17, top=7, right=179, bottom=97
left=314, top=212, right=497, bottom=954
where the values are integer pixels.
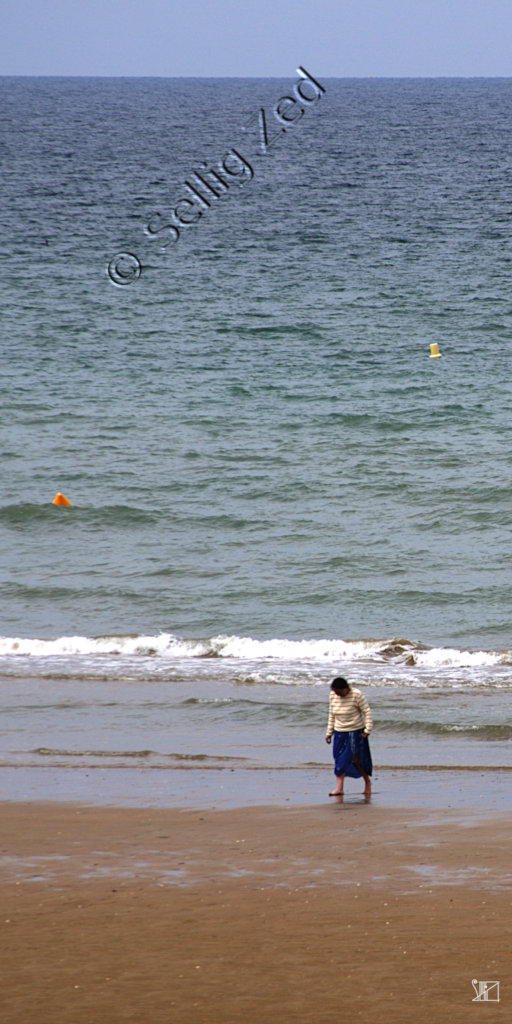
left=0, top=632, right=379, bottom=662
left=0, top=632, right=510, bottom=668
left=0, top=632, right=202, bottom=659
left=205, top=635, right=378, bottom=661
left=413, top=647, right=503, bottom=669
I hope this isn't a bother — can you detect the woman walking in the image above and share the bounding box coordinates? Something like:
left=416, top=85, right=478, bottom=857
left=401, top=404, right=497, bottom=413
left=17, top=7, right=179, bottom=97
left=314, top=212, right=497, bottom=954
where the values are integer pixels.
left=325, top=677, right=373, bottom=798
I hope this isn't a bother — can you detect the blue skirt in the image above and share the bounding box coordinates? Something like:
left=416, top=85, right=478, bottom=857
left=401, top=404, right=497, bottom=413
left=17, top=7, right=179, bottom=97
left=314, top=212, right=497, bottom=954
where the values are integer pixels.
left=333, top=729, right=373, bottom=779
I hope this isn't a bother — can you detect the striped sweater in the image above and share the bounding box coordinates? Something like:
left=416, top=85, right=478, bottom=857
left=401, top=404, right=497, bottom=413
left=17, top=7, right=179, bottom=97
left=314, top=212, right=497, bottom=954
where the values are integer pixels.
left=325, top=688, right=373, bottom=739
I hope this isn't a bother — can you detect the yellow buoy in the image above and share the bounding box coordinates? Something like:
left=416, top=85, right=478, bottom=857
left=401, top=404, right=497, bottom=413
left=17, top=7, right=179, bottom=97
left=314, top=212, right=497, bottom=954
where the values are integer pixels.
left=429, top=343, right=442, bottom=358
left=52, top=493, right=72, bottom=506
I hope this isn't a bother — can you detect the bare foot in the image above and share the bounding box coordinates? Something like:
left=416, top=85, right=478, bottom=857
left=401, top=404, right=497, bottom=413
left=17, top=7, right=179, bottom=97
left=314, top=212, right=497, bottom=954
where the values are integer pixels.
left=364, top=781, right=372, bottom=799
left=329, top=789, right=344, bottom=797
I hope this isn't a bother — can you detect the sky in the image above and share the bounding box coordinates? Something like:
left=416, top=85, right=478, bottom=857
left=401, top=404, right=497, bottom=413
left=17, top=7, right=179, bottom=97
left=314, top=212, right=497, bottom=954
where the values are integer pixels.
left=1, top=0, right=511, bottom=77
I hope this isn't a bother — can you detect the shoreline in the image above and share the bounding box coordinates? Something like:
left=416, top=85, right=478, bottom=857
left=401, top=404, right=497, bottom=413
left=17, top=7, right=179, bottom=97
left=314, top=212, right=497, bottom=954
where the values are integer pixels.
left=1, top=762, right=511, bottom=812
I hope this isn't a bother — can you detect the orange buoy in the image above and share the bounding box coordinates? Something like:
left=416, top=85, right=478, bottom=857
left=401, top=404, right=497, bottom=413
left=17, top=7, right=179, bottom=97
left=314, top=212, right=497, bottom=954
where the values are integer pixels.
left=52, top=493, right=72, bottom=506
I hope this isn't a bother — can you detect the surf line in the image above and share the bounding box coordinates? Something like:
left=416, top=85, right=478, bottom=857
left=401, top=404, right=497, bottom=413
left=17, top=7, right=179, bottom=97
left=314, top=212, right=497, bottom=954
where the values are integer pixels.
left=106, top=67, right=325, bottom=286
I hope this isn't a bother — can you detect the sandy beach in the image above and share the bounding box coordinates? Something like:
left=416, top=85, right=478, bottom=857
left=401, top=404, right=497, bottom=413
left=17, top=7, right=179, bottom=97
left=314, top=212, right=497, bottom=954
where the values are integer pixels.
left=1, top=796, right=511, bottom=1024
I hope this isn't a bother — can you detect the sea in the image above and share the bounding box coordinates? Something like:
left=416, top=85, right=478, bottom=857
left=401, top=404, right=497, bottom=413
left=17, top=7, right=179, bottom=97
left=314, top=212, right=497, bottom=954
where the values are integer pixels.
left=1, top=74, right=512, bottom=808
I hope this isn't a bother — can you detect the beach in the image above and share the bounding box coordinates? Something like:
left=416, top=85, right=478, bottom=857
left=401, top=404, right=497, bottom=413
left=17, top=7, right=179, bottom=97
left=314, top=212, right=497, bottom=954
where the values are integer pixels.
left=2, top=74, right=512, bottom=1024
left=1, top=793, right=511, bottom=1024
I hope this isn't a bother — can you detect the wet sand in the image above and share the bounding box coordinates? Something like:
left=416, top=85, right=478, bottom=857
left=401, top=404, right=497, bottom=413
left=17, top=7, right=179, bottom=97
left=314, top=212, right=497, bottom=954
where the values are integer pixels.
left=2, top=761, right=511, bottom=811
left=1, top=798, right=511, bottom=1023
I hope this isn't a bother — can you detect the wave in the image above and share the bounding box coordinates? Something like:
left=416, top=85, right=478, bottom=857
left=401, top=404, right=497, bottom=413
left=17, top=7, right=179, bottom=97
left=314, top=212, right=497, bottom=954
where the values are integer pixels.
left=377, top=721, right=512, bottom=740
left=0, top=631, right=511, bottom=668
left=0, top=503, right=163, bottom=528
left=33, top=748, right=246, bottom=762
left=34, top=747, right=155, bottom=758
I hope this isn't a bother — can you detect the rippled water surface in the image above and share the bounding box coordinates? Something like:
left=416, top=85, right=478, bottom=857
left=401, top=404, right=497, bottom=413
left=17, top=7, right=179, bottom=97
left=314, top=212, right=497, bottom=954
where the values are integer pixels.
left=1, top=77, right=512, bottom=799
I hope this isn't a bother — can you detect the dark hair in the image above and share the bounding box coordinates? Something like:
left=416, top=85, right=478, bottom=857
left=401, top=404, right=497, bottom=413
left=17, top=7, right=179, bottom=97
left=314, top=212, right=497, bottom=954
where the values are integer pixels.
left=331, top=677, right=351, bottom=696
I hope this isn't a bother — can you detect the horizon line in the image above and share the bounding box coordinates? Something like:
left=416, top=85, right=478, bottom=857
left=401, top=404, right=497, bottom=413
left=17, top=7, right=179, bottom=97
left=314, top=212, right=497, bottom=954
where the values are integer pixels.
left=1, top=73, right=512, bottom=80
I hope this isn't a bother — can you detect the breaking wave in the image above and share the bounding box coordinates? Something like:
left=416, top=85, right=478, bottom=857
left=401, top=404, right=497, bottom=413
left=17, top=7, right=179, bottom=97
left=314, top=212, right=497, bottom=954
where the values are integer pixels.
left=0, top=632, right=510, bottom=668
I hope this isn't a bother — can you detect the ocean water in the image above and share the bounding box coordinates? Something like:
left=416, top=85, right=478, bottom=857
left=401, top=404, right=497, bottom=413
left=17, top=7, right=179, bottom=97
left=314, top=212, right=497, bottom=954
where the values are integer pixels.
left=1, top=75, right=512, bottom=804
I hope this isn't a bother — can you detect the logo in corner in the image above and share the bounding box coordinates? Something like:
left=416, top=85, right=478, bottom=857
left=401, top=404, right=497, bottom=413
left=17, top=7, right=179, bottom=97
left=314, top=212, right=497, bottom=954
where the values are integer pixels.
left=472, top=979, right=500, bottom=1002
